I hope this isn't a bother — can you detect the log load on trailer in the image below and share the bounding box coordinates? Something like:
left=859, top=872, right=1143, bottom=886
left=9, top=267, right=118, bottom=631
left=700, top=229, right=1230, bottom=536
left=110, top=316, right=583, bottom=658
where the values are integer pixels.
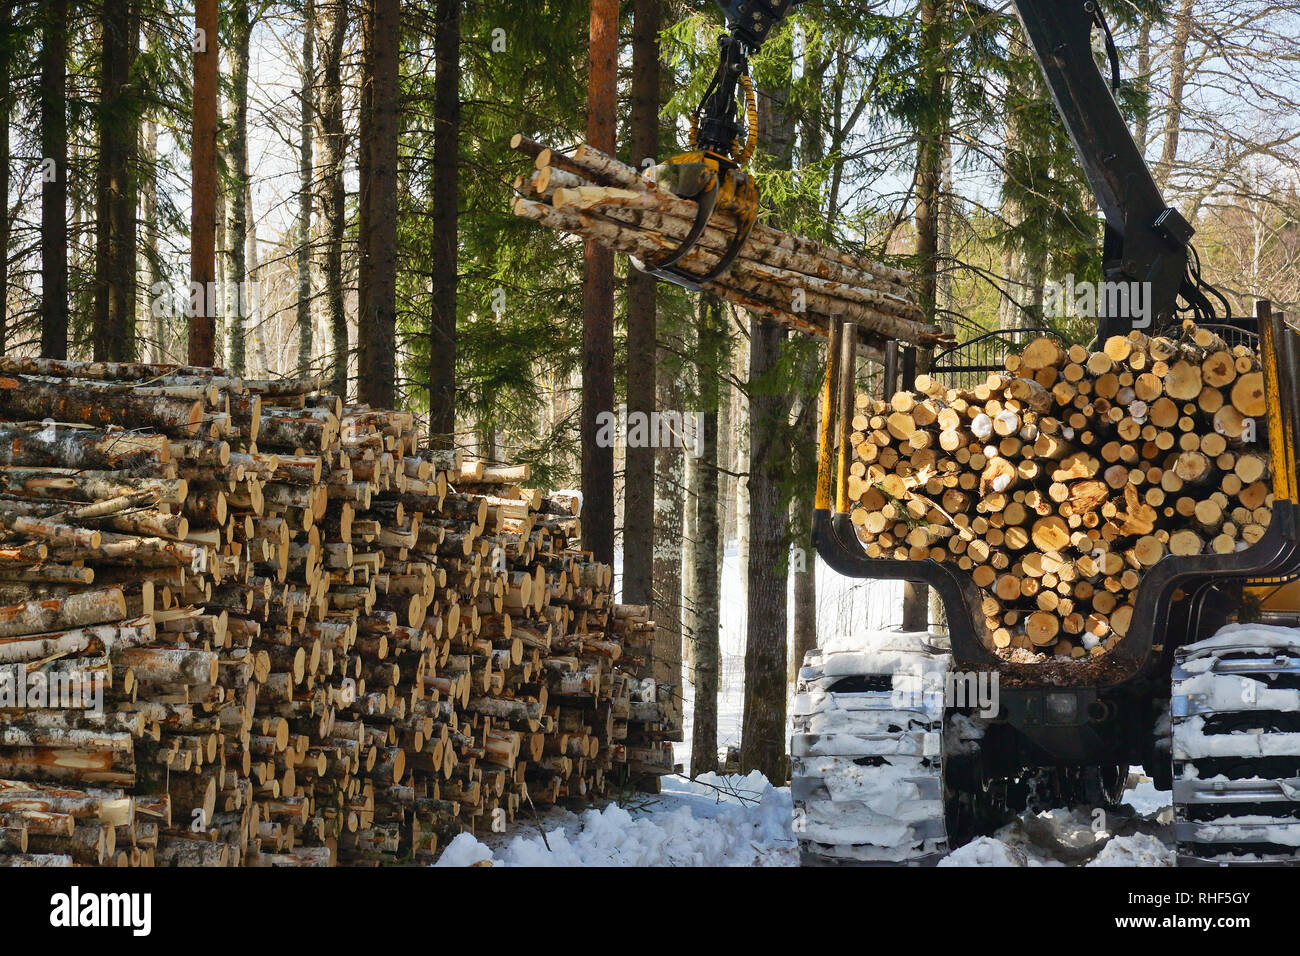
left=794, top=0, right=1300, bottom=866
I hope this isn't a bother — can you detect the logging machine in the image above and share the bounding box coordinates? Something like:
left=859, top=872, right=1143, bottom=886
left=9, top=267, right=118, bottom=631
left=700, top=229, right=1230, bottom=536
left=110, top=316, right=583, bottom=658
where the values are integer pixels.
left=677, top=1, right=1300, bottom=864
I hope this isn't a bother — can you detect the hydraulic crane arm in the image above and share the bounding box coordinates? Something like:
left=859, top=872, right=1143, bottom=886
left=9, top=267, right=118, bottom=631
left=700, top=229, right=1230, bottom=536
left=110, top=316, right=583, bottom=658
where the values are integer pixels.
left=659, top=0, right=1227, bottom=336
left=639, top=1, right=800, bottom=290
left=1008, top=0, right=1226, bottom=338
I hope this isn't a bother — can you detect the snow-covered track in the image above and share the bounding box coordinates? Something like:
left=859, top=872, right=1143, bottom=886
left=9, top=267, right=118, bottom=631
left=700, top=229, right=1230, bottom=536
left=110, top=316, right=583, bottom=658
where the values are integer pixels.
left=1172, top=623, right=1300, bottom=865
left=790, top=634, right=951, bottom=865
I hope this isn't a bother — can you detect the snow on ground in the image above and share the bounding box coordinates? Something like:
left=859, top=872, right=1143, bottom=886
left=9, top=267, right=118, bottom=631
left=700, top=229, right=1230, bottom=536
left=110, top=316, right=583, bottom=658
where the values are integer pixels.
left=938, top=779, right=1175, bottom=867
left=1088, top=832, right=1176, bottom=867
left=939, top=837, right=1032, bottom=867
left=435, top=771, right=798, bottom=867
left=432, top=766, right=1172, bottom=867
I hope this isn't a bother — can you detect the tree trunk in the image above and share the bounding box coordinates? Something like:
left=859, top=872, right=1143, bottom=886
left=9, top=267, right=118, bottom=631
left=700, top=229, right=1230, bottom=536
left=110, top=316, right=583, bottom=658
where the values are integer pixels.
left=789, top=397, right=817, bottom=685
left=93, top=0, right=138, bottom=362
left=319, top=0, right=348, bottom=397
left=652, top=369, right=684, bottom=688
left=40, top=0, right=69, bottom=359
left=214, top=187, right=227, bottom=367
left=733, top=325, right=749, bottom=592
left=296, top=0, right=315, bottom=376
left=716, top=339, right=732, bottom=571
left=0, top=0, right=10, bottom=355
left=902, top=0, right=948, bottom=634
left=741, top=64, right=795, bottom=783
left=357, top=0, right=373, bottom=399
left=358, top=0, right=398, bottom=409
left=682, top=387, right=697, bottom=680
left=141, top=114, right=163, bottom=362
left=189, top=0, right=218, bottom=365
left=1155, top=0, right=1195, bottom=194
left=1134, top=19, right=1152, bottom=152
left=742, top=315, right=790, bottom=781
left=226, top=0, right=251, bottom=376
left=622, top=0, right=659, bottom=605
left=581, top=0, right=617, bottom=566
left=427, top=0, right=459, bottom=447
left=791, top=87, right=826, bottom=666
left=690, top=293, right=723, bottom=777
left=245, top=186, right=268, bottom=375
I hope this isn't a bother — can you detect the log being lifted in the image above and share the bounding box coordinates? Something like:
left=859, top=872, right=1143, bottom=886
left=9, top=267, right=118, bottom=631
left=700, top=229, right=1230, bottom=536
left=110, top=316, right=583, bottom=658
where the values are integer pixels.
left=509, top=135, right=951, bottom=352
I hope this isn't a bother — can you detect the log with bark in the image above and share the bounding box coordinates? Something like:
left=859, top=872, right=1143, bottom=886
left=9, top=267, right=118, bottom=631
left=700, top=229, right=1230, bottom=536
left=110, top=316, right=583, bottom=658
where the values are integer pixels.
left=509, top=136, right=950, bottom=356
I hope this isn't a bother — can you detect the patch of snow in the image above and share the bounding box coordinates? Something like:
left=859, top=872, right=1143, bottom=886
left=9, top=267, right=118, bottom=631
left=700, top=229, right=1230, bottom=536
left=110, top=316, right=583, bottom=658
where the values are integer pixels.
left=1181, top=622, right=1300, bottom=656
left=1173, top=716, right=1300, bottom=758
left=1087, top=832, right=1175, bottom=867
left=1174, top=669, right=1300, bottom=713
left=938, top=837, right=1028, bottom=867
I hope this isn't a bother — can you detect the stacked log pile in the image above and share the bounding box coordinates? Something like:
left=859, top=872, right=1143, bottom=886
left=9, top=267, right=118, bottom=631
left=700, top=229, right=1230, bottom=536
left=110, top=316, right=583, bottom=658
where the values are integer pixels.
left=0, top=357, right=678, bottom=866
left=847, top=321, right=1273, bottom=660
left=508, top=135, right=950, bottom=356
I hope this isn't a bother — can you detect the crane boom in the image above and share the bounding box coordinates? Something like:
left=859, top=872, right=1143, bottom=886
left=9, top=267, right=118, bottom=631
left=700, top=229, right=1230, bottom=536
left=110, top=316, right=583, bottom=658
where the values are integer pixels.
left=672, top=0, right=1229, bottom=337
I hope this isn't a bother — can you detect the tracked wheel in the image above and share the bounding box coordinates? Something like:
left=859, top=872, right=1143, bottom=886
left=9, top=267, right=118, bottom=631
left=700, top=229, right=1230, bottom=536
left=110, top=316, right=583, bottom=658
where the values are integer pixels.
left=790, top=634, right=952, bottom=865
left=1171, top=625, right=1300, bottom=865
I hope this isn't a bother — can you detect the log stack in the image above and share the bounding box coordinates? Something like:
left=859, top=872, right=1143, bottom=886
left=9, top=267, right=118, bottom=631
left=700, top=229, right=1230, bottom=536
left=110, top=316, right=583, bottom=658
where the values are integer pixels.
left=508, top=135, right=950, bottom=357
left=847, top=321, right=1273, bottom=660
left=0, top=358, right=679, bottom=866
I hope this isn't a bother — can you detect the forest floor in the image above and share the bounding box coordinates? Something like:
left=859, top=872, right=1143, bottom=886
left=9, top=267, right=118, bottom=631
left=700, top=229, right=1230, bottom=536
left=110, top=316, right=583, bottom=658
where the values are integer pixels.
left=434, top=549, right=1179, bottom=866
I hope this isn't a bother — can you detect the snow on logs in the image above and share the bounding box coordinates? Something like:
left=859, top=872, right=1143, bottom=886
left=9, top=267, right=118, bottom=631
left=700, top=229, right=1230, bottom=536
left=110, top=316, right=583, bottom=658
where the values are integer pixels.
left=0, top=358, right=678, bottom=866
left=849, top=320, right=1274, bottom=661
left=508, top=135, right=951, bottom=357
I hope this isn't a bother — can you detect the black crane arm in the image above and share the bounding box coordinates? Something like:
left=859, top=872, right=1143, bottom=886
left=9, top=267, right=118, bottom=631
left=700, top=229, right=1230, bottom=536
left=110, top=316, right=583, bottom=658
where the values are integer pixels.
left=683, top=1, right=1229, bottom=337
left=693, top=2, right=802, bottom=155
left=1008, top=0, right=1226, bottom=338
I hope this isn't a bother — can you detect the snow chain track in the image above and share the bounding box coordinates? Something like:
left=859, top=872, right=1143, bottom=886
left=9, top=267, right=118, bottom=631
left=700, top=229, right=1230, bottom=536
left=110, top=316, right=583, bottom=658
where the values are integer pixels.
left=1172, top=625, right=1300, bottom=865
left=791, top=635, right=951, bottom=865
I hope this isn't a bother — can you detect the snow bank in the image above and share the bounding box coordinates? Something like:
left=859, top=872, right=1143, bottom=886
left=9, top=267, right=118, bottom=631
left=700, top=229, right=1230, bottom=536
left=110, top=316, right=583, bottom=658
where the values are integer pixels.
left=938, top=837, right=1028, bottom=866
left=434, top=772, right=798, bottom=867
left=1087, top=833, right=1175, bottom=867
left=938, top=829, right=1175, bottom=867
